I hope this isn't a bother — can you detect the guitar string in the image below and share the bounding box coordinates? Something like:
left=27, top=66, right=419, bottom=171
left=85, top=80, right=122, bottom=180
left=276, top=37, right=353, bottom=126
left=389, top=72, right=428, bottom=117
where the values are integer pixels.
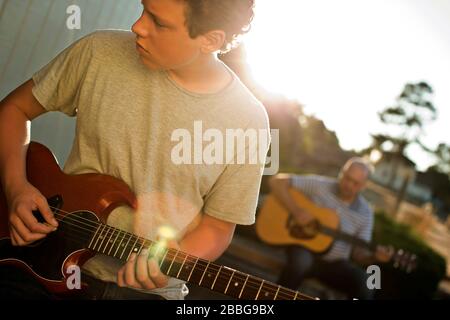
left=39, top=205, right=311, bottom=300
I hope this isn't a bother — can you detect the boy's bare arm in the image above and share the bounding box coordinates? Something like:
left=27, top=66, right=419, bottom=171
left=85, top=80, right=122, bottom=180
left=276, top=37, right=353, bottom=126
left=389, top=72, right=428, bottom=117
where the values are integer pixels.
left=0, top=79, right=58, bottom=246
left=0, top=79, right=47, bottom=192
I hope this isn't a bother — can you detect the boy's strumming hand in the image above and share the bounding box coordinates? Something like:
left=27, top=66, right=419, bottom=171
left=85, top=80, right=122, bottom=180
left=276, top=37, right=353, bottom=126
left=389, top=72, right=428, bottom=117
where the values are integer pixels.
left=7, top=181, right=58, bottom=246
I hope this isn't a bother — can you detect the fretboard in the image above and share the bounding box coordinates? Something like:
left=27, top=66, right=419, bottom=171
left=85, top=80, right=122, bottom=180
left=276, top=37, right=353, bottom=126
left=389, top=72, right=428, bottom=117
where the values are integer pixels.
left=85, top=222, right=315, bottom=300
left=318, top=224, right=375, bottom=251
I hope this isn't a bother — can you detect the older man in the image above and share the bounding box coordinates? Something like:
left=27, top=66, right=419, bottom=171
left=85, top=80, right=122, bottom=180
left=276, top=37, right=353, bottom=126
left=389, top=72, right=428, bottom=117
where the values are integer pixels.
left=269, top=158, right=392, bottom=299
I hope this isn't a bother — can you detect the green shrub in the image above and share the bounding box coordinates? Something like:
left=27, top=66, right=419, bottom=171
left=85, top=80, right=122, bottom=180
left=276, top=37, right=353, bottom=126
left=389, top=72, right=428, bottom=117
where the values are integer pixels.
left=372, top=212, right=447, bottom=299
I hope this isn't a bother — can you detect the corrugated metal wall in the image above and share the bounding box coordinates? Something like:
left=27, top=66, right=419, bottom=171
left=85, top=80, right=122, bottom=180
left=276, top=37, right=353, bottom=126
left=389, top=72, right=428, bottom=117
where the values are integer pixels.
left=0, top=0, right=141, bottom=165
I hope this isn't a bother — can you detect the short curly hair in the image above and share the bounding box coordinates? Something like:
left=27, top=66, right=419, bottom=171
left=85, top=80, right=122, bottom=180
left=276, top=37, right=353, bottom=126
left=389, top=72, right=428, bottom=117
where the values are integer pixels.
left=182, top=0, right=255, bottom=53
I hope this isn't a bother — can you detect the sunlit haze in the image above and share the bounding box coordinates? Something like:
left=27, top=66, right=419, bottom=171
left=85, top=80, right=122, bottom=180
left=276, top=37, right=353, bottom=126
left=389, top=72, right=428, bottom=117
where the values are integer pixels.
left=244, top=0, right=450, bottom=171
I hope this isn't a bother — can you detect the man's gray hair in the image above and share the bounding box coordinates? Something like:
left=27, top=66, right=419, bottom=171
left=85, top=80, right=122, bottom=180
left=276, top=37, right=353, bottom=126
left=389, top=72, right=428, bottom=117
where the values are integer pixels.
left=341, top=157, right=374, bottom=179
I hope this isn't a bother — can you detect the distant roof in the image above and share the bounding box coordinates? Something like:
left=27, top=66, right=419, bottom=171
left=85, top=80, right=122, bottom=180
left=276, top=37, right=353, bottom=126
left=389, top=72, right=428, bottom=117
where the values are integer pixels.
left=378, top=151, right=416, bottom=167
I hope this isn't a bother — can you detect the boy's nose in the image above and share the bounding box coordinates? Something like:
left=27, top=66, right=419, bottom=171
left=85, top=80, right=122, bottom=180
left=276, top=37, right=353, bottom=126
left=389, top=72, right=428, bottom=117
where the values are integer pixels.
left=132, top=16, right=148, bottom=38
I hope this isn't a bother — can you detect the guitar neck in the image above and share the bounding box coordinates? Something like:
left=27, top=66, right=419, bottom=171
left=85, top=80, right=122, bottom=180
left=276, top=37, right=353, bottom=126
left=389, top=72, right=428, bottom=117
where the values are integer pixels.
left=78, top=220, right=314, bottom=300
left=318, top=225, right=375, bottom=252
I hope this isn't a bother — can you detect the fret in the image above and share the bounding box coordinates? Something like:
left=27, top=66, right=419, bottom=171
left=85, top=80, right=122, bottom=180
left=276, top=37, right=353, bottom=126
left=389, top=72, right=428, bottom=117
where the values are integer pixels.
left=203, top=264, right=218, bottom=289
left=187, top=257, right=199, bottom=282
left=293, top=290, right=317, bottom=301
left=98, top=225, right=111, bottom=253
left=90, top=224, right=105, bottom=251
left=199, top=261, right=210, bottom=286
left=273, top=286, right=280, bottom=300
left=224, top=270, right=235, bottom=294
left=174, top=255, right=191, bottom=281
left=256, top=280, right=265, bottom=300
left=259, top=282, right=278, bottom=300
left=136, top=239, right=145, bottom=255
left=188, top=259, right=215, bottom=288
left=113, top=230, right=126, bottom=258
left=165, top=250, right=179, bottom=276
left=103, top=226, right=117, bottom=254
left=176, top=253, right=188, bottom=279
left=87, top=224, right=101, bottom=249
left=159, top=249, right=169, bottom=271
left=91, top=224, right=106, bottom=251
left=135, top=239, right=152, bottom=262
left=166, top=251, right=184, bottom=280
left=208, top=266, right=233, bottom=295
left=108, top=228, right=122, bottom=256
left=238, top=275, right=250, bottom=299
left=126, top=236, right=140, bottom=261
left=211, top=266, right=222, bottom=290
left=277, top=287, right=297, bottom=300
left=238, top=275, right=261, bottom=300
left=186, top=259, right=207, bottom=285
left=119, top=232, right=132, bottom=260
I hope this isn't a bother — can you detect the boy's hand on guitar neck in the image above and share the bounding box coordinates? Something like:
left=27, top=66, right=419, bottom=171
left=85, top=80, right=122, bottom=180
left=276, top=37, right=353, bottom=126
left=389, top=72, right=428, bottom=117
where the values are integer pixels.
left=6, top=181, right=59, bottom=246
left=117, top=239, right=180, bottom=290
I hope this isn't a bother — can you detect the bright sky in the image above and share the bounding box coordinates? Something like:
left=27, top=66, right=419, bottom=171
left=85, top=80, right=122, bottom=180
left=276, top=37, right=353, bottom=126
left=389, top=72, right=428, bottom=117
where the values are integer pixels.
left=244, top=0, right=450, bottom=171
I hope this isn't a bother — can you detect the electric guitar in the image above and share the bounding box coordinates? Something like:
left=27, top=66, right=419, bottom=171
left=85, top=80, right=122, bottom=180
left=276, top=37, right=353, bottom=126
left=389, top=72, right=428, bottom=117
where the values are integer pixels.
left=255, top=189, right=417, bottom=273
left=0, top=142, right=316, bottom=300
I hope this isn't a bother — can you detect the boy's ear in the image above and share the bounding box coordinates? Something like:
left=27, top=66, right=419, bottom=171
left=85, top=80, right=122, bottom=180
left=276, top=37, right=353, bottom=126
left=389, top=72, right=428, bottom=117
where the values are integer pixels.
left=200, top=30, right=226, bottom=53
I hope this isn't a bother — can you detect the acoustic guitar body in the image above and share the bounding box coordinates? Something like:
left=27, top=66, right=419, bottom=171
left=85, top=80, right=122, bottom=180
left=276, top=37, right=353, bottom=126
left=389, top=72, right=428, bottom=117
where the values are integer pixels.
left=256, top=189, right=339, bottom=253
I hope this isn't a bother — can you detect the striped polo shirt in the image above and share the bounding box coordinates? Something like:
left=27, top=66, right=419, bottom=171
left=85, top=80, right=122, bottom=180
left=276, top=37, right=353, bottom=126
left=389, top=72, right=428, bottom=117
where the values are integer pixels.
left=290, top=175, right=374, bottom=261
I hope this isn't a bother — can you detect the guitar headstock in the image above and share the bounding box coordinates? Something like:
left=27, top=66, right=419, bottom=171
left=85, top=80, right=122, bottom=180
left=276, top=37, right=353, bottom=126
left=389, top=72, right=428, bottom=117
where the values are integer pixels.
left=391, top=248, right=418, bottom=273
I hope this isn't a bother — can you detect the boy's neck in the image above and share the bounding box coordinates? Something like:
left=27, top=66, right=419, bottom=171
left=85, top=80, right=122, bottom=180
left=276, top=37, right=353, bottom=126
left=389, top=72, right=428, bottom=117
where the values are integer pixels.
left=167, top=54, right=233, bottom=94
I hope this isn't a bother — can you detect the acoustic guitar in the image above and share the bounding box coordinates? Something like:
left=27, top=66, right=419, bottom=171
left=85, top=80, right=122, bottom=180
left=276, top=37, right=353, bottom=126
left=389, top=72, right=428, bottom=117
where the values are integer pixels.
left=255, top=189, right=417, bottom=273
left=0, top=142, right=316, bottom=300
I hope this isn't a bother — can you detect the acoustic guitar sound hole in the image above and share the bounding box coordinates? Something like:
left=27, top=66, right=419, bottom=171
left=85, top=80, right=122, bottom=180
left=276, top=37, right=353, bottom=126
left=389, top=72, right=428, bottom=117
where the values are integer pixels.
left=287, top=216, right=319, bottom=239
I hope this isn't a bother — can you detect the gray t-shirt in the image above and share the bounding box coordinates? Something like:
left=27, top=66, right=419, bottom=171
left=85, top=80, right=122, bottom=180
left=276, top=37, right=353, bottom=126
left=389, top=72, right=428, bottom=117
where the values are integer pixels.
left=31, top=30, right=270, bottom=299
left=290, top=175, right=374, bottom=261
